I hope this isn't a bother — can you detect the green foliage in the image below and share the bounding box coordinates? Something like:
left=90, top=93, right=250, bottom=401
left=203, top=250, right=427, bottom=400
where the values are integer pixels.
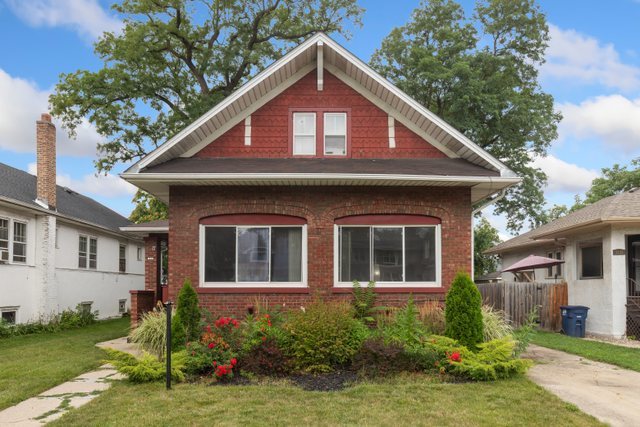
left=513, top=309, right=539, bottom=356
left=481, top=305, right=513, bottom=342
left=129, top=191, right=168, bottom=223
left=176, top=278, right=201, bottom=342
left=0, top=306, right=98, bottom=339
left=129, top=305, right=167, bottom=360
left=445, top=272, right=483, bottom=349
left=283, top=301, right=369, bottom=373
left=50, top=0, right=363, bottom=176
left=171, top=312, right=186, bottom=350
left=382, top=296, right=429, bottom=350
left=474, top=217, right=501, bottom=277
left=371, top=0, right=561, bottom=232
left=351, top=280, right=377, bottom=322
left=105, top=349, right=186, bottom=383
left=418, top=301, right=446, bottom=335
left=447, top=339, right=532, bottom=381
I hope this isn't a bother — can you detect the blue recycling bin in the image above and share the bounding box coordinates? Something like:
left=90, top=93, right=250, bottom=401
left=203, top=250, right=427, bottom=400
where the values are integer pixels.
left=560, top=305, right=589, bottom=338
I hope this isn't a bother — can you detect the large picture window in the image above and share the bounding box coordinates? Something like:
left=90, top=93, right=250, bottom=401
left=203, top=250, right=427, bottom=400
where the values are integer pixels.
left=336, top=221, right=440, bottom=287
left=201, top=221, right=306, bottom=287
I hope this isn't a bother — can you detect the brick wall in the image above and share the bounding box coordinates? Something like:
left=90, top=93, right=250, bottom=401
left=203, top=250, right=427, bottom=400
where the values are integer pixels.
left=167, top=185, right=471, bottom=316
left=129, top=290, right=156, bottom=328
left=194, top=70, right=446, bottom=159
left=36, top=113, right=57, bottom=209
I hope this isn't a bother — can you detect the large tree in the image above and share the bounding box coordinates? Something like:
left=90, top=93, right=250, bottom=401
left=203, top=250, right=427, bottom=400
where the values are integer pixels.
left=370, top=0, right=561, bottom=233
left=50, top=0, right=363, bottom=175
left=473, top=216, right=501, bottom=277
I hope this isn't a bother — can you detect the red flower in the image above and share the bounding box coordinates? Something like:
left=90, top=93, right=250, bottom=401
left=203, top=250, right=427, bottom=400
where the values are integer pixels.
left=213, top=361, right=217, bottom=366
left=231, top=358, right=237, bottom=366
left=449, top=352, right=462, bottom=362
left=261, top=336, right=267, bottom=342
left=208, top=342, right=215, bottom=349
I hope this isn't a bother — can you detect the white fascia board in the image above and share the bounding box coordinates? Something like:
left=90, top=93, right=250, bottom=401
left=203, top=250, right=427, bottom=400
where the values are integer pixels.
left=119, top=226, right=169, bottom=233
left=122, top=172, right=520, bottom=186
left=126, top=34, right=325, bottom=173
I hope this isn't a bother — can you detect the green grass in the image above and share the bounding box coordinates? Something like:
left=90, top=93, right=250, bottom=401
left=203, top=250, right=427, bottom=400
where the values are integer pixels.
left=0, top=317, right=129, bottom=410
left=51, top=375, right=601, bottom=427
left=531, top=331, right=640, bottom=372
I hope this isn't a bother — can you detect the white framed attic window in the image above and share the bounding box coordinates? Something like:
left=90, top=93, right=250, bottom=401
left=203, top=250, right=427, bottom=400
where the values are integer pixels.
left=292, top=112, right=316, bottom=155
left=324, top=113, right=347, bottom=155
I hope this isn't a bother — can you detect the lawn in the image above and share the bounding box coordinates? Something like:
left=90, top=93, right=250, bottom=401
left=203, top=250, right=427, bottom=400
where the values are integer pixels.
left=0, top=317, right=129, bottom=410
left=531, top=331, right=640, bottom=372
left=51, top=375, right=601, bottom=426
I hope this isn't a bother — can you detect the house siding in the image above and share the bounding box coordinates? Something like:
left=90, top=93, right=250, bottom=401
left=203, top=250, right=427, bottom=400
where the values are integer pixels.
left=194, top=70, right=447, bottom=159
left=166, top=185, right=471, bottom=316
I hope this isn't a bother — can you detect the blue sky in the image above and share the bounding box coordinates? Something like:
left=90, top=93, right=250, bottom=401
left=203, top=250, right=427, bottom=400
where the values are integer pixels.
left=0, top=0, right=639, bottom=239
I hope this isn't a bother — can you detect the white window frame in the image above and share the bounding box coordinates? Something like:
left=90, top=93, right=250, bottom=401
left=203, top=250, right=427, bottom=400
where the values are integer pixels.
left=200, top=224, right=308, bottom=288
left=119, top=243, right=127, bottom=273
left=292, top=112, right=316, bottom=155
left=0, top=217, right=9, bottom=262
left=333, top=224, right=441, bottom=288
left=11, top=220, right=27, bottom=264
left=78, top=234, right=98, bottom=270
left=323, top=112, right=347, bottom=156
left=1, top=306, right=19, bottom=324
left=137, top=246, right=143, bottom=261
left=578, top=241, right=603, bottom=280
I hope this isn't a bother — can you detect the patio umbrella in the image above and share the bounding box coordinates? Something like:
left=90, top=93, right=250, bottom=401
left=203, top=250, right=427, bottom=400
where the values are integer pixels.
left=502, top=254, right=565, bottom=273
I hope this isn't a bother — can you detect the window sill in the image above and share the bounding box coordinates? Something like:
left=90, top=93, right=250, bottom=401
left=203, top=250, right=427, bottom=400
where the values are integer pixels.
left=197, top=287, right=310, bottom=294
left=332, top=286, right=445, bottom=294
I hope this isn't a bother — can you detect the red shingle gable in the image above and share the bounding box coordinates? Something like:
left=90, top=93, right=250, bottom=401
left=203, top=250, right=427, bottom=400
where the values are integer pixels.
left=194, top=70, right=447, bottom=159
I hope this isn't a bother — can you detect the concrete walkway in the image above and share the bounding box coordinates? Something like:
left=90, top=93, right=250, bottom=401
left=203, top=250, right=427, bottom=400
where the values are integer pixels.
left=525, top=344, right=640, bottom=427
left=0, top=337, right=135, bottom=426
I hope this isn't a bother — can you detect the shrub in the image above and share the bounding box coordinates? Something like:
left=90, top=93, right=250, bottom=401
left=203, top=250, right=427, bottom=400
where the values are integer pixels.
left=240, top=336, right=292, bottom=376
left=105, top=349, right=186, bottom=383
left=418, top=300, right=445, bottom=335
left=382, top=296, right=429, bottom=350
left=513, top=309, right=539, bottom=356
left=445, top=272, right=483, bottom=349
left=129, top=304, right=167, bottom=360
left=352, top=280, right=377, bottom=323
left=184, top=316, right=242, bottom=380
left=176, top=278, right=201, bottom=342
left=283, top=301, right=369, bottom=373
left=59, top=304, right=98, bottom=328
left=352, top=337, right=412, bottom=377
left=481, top=305, right=513, bottom=342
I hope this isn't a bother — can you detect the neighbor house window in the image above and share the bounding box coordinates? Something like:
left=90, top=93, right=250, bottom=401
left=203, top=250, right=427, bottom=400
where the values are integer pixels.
left=335, top=215, right=441, bottom=287
left=1, top=309, right=16, bottom=325
left=579, top=242, right=602, bottom=279
left=12, top=222, right=26, bottom=263
left=324, top=113, right=347, bottom=155
left=118, top=299, right=127, bottom=314
left=0, top=218, right=8, bottom=261
left=119, top=244, right=127, bottom=273
left=292, top=112, right=316, bottom=155
left=137, top=247, right=143, bottom=261
left=200, top=215, right=306, bottom=287
left=79, top=235, right=98, bottom=269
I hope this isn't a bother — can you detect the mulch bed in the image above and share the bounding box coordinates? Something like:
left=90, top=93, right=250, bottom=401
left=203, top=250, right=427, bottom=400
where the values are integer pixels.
left=205, top=370, right=359, bottom=391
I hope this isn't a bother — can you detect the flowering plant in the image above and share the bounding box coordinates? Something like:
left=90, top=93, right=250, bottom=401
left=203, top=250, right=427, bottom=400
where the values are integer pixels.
left=184, top=317, right=242, bottom=380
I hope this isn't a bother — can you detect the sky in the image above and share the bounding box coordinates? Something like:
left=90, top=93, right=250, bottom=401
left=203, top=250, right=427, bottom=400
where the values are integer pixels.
left=0, top=0, right=639, bottom=240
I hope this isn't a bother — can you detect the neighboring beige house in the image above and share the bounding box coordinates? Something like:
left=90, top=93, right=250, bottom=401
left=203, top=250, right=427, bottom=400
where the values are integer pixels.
left=487, top=189, right=640, bottom=339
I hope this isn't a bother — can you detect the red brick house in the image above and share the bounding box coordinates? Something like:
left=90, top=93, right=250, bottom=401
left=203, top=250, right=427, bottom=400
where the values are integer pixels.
left=121, top=33, right=519, bottom=321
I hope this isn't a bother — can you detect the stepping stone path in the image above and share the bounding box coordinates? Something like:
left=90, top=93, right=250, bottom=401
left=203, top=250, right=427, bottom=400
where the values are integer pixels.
left=0, top=337, right=136, bottom=426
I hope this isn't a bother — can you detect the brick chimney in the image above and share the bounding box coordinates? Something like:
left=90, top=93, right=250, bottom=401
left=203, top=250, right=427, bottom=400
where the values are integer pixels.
left=36, top=113, right=56, bottom=210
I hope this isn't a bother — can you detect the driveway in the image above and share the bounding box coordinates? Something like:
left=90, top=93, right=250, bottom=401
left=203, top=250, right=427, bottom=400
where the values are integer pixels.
left=525, top=344, right=640, bottom=427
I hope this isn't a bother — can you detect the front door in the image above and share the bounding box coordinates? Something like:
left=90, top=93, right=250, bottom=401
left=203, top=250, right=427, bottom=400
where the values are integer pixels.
left=626, top=235, right=640, bottom=339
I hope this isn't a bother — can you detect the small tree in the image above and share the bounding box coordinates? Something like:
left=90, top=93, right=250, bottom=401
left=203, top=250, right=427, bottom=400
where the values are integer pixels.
left=445, top=272, right=483, bottom=349
left=176, top=278, right=201, bottom=342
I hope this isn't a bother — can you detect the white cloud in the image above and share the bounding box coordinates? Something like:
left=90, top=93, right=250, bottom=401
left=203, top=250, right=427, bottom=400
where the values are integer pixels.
left=5, top=0, right=122, bottom=40
left=0, top=68, right=102, bottom=157
left=558, top=94, right=640, bottom=152
left=532, top=155, right=599, bottom=193
left=543, top=24, right=640, bottom=92
left=28, top=163, right=136, bottom=199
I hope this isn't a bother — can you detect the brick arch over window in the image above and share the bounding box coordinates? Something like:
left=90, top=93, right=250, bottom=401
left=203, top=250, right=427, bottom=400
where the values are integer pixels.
left=324, top=204, right=452, bottom=226
left=185, top=202, right=318, bottom=227
left=200, top=214, right=307, bottom=225
left=335, top=214, right=441, bottom=225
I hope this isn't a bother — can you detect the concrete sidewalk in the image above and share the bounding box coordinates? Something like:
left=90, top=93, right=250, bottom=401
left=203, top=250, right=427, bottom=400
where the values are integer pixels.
left=525, top=344, right=640, bottom=427
left=0, top=337, right=135, bottom=426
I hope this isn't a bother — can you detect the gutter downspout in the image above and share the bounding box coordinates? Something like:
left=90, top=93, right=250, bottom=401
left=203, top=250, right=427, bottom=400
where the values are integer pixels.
left=471, top=188, right=508, bottom=280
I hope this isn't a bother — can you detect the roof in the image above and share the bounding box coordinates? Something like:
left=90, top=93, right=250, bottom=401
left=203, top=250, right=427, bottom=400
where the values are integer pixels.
left=502, top=255, right=565, bottom=273
left=0, top=162, right=133, bottom=234
left=487, top=188, right=640, bottom=255
left=120, top=219, right=168, bottom=233
left=123, top=33, right=518, bottom=193
left=141, top=158, right=500, bottom=176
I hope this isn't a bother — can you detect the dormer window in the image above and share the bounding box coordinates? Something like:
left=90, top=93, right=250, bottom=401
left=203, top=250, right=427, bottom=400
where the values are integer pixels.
left=324, top=113, right=346, bottom=155
left=291, top=109, right=350, bottom=157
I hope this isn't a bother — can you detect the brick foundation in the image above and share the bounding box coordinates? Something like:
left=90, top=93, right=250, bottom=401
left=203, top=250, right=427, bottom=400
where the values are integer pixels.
left=129, top=290, right=156, bottom=328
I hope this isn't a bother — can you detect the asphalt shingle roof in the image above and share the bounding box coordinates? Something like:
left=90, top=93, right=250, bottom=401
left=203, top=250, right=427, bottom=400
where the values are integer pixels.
left=0, top=162, right=132, bottom=233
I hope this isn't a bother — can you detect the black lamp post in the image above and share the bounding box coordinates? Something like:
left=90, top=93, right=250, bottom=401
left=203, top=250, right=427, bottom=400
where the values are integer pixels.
left=165, top=300, right=172, bottom=390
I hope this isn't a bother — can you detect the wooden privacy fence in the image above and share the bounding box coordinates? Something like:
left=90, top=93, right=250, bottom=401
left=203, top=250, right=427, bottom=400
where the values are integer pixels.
left=476, top=281, right=568, bottom=331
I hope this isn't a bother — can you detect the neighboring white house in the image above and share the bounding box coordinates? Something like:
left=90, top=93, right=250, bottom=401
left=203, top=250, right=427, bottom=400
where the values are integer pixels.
left=0, top=114, right=144, bottom=324
left=486, top=189, right=640, bottom=339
